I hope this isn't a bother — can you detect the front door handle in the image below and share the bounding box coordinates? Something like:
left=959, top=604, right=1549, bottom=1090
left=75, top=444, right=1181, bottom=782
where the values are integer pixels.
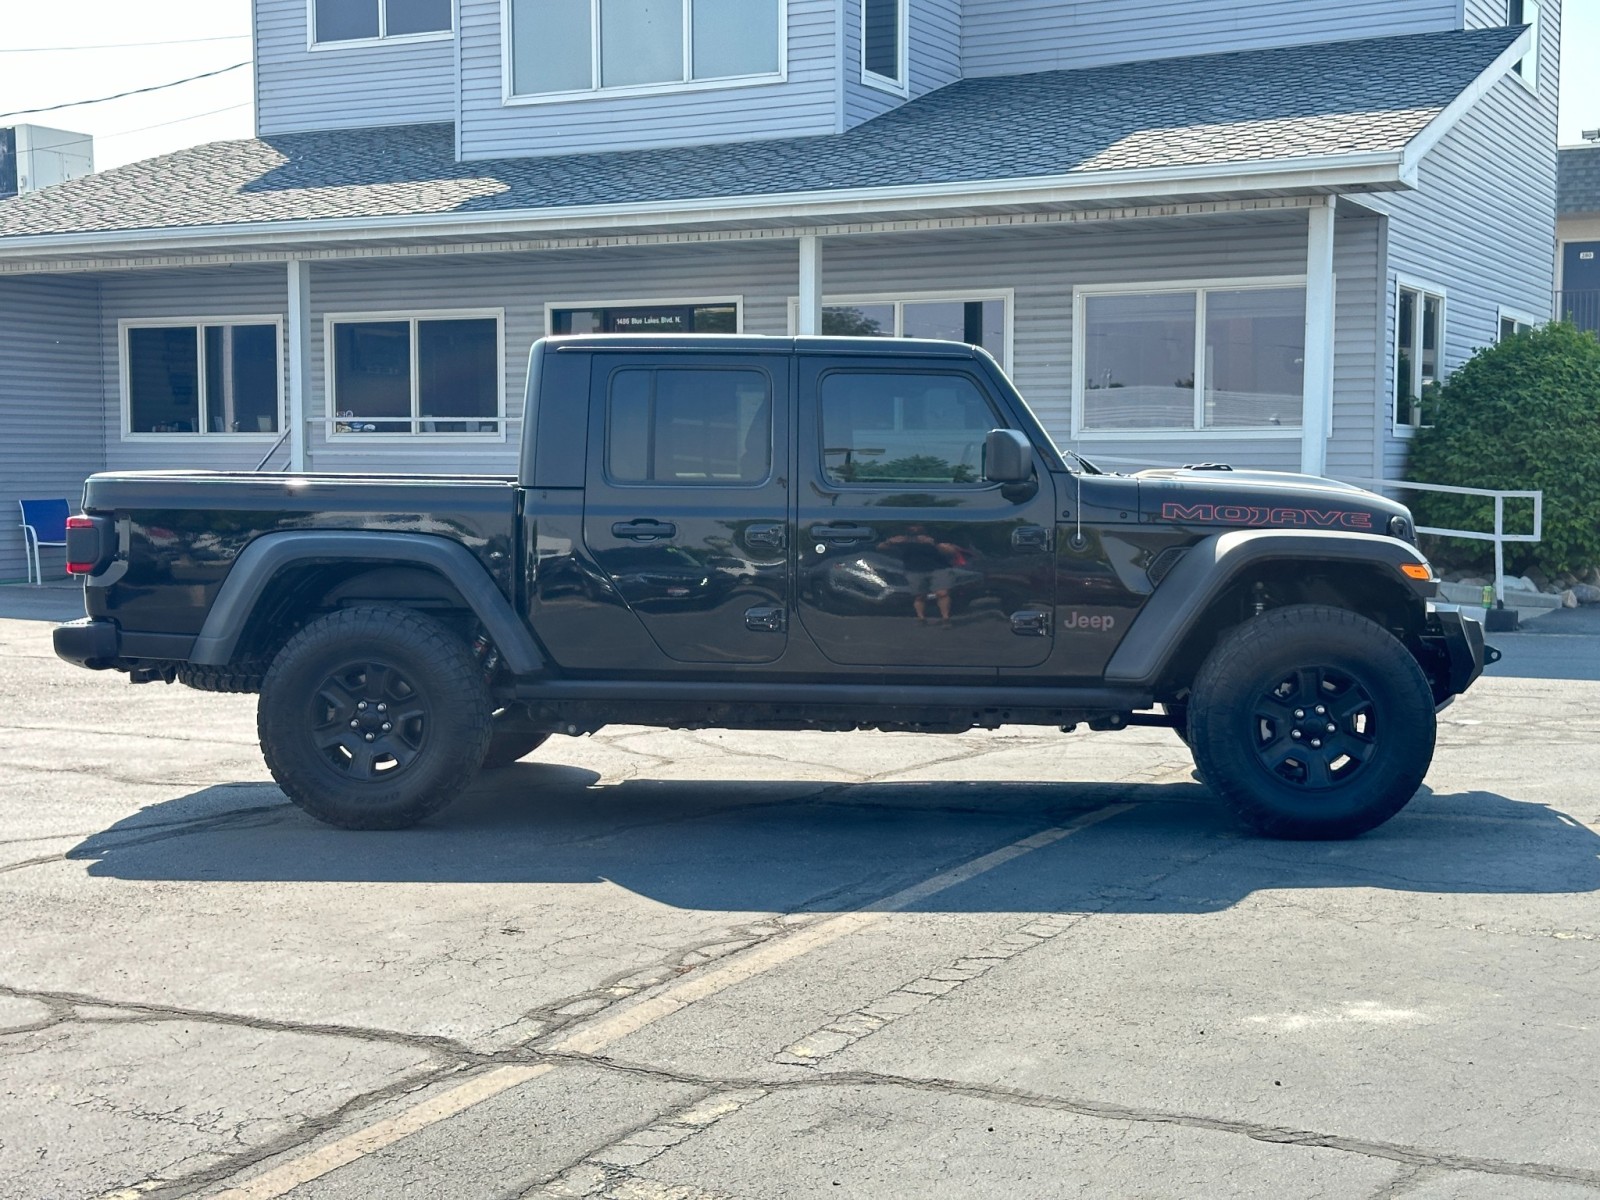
left=611, top=520, right=677, bottom=542
left=744, top=523, right=787, bottom=550
left=809, top=523, right=876, bottom=545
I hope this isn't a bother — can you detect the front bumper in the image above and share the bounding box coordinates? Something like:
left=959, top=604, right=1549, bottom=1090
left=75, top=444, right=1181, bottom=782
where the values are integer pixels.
left=1422, top=605, right=1499, bottom=706
left=53, top=618, right=120, bottom=670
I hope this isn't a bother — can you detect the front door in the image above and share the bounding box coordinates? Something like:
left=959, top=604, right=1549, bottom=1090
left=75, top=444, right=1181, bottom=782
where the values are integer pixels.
left=581, top=351, right=790, bottom=664
left=794, top=357, right=1057, bottom=669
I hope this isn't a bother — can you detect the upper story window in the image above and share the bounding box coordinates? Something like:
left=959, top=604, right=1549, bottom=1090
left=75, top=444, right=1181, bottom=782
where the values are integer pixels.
left=1507, top=0, right=1540, bottom=90
left=508, top=0, right=783, bottom=100
left=862, top=0, right=906, bottom=93
left=312, top=0, right=452, bottom=45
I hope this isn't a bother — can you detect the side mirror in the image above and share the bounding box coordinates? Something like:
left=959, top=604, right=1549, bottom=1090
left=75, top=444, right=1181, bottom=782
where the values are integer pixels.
left=984, top=429, right=1033, bottom=484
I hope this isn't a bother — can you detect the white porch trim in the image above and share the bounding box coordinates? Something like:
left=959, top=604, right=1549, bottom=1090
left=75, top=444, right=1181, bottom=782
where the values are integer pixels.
left=1300, top=196, right=1337, bottom=478
left=796, top=235, right=822, bottom=336
left=286, top=259, right=311, bottom=472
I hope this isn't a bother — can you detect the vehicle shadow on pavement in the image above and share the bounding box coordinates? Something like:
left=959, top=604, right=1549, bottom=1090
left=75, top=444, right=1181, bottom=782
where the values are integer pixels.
left=65, top=773, right=1600, bottom=913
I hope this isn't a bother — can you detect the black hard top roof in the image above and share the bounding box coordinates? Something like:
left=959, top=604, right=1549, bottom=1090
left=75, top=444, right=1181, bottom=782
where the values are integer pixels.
left=541, top=334, right=982, bottom=357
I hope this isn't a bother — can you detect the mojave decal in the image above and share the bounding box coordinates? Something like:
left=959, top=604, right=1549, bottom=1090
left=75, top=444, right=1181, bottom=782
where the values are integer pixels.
left=1161, top=502, right=1373, bottom=530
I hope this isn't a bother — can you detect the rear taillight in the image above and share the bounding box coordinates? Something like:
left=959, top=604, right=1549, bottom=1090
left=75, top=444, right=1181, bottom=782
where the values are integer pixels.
left=66, top=514, right=112, bottom=576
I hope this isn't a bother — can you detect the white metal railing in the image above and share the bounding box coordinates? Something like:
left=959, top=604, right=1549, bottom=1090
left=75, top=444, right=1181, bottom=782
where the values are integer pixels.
left=1075, top=456, right=1543, bottom=604
left=1338, top=478, right=1543, bottom=605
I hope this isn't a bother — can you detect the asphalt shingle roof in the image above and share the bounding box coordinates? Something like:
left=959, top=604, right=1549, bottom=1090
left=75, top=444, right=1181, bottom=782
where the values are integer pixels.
left=1559, top=145, right=1600, bottom=216
left=0, top=26, right=1522, bottom=241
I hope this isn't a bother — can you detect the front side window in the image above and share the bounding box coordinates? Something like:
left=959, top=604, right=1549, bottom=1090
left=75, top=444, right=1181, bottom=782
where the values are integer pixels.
left=313, top=0, right=452, bottom=44
left=607, top=367, right=771, bottom=484
left=1396, top=284, right=1444, bottom=430
left=330, top=314, right=502, bottom=435
left=1079, top=285, right=1305, bottom=432
left=125, top=322, right=281, bottom=436
left=820, top=371, right=997, bottom=486
left=552, top=301, right=738, bottom=335
left=862, top=0, right=905, bottom=90
left=1508, top=0, right=1540, bottom=89
left=509, top=0, right=782, bottom=97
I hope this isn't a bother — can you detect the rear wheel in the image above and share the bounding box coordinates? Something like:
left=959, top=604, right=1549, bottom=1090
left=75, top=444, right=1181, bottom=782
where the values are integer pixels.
left=258, top=606, right=492, bottom=830
left=1189, top=605, right=1435, bottom=839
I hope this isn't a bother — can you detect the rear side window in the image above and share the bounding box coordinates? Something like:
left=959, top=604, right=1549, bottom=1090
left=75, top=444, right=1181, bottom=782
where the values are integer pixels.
left=606, top=367, right=772, bottom=485
left=819, top=370, right=998, bottom=486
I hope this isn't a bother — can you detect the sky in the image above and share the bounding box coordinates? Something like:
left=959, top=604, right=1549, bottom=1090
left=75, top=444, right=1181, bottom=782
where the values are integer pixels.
left=0, top=0, right=1595, bottom=172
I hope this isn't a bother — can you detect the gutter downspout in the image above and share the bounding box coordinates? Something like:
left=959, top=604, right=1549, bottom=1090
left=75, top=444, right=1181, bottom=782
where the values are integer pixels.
left=1301, top=195, right=1337, bottom=478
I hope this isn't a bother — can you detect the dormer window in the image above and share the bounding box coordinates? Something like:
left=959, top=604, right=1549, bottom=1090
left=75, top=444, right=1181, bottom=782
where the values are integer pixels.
left=862, top=0, right=906, bottom=93
left=312, top=0, right=452, bottom=46
left=508, top=0, right=784, bottom=100
left=1507, top=0, right=1540, bottom=90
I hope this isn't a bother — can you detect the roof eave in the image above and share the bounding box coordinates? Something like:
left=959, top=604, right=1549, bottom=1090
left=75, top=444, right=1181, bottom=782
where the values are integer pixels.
left=0, top=151, right=1410, bottom=263
left=1398, top=25, right=1532, bottom=185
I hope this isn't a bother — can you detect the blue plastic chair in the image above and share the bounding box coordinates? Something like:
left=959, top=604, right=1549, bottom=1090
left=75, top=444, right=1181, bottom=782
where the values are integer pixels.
left=18, top=499, right=69, bottom=585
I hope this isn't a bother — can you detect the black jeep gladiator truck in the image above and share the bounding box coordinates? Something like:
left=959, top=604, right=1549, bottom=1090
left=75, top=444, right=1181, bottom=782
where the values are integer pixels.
left=54, top=335, right=1492, bottom=839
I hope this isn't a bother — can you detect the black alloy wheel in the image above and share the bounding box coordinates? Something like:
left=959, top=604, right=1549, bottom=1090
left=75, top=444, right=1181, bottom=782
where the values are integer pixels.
left=259, top=605, right=492, bottom=829
left=311, top=659, right=429, bottom=781
left=1188, top=605, right=1436, bottom=840
left=1251, top=666, right=1377, bottom=791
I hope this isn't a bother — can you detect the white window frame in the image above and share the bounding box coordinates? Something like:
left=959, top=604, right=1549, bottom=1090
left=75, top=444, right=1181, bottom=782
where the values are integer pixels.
left=502, top=0, right=788, bottom=105
left=1497, top=305, right=1544, bottom=341
left=544, top=295, right=745, bottom=336
left=1071, top=276, right=1308, bottom=441
left=323, top=308, right=507, bottom=443
left=1508, top=0, right=1540, bottom=91
left=860, top=0, right=909, bottom=96
left=307, top=0, right=454, bottom=50
left=119, top=316, right=286, bottom=442
left=785, top=288, right=1013, bottom=370
left=1394, top=276, right=1446, bottom=438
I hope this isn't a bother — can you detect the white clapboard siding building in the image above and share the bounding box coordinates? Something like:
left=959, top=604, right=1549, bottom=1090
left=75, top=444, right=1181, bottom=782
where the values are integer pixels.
left=0, top=0, right=1560, bottom=581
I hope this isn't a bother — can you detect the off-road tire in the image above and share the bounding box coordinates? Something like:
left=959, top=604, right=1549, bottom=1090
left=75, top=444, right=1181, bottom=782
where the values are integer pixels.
left=1189, top=605, right=1435, bottom=840
left=258, top=605, right=492, bottom=830
left=176, top=660, right=266, bottom=694
left=483, top=707, right=551, bottom=769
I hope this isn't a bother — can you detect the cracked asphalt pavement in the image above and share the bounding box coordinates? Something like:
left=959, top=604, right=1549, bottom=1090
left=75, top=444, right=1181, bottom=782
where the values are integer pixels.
left=3, top=588, right=1600, bottom=1200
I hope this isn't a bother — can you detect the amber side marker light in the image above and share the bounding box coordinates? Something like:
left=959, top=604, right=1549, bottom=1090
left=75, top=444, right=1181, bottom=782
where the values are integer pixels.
left=1400, top=563, right=1433, bottom=581
left=65, top=515, right=97, bottom=575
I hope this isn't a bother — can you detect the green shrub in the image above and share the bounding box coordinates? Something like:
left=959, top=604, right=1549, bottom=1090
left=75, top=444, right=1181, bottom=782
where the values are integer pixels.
left=1407, top=322, right=1600, bottom=577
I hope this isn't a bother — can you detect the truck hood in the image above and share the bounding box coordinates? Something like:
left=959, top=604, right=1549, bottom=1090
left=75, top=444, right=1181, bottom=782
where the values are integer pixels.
left=1132, top=468, right=1413, bottom=535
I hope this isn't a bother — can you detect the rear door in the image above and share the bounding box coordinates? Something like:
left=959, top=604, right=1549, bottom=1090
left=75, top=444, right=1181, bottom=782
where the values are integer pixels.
left=581, top=351, right=790, bottom=664
left=794, top=356, right=1057, bottom=669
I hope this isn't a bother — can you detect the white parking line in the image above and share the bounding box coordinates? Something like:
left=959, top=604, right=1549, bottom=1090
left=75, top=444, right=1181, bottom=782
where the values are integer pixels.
left=205, top=802, right=1135, bottom=1198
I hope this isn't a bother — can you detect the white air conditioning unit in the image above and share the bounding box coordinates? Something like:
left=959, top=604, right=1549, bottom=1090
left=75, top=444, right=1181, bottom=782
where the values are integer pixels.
left=0, top=125, right=95, bottom=200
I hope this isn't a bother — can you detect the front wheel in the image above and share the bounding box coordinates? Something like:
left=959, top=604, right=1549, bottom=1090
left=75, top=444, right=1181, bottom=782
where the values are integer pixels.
left=258, top=606, right=492, bottom=830
left=1188, top=605, right=1436, bottom=840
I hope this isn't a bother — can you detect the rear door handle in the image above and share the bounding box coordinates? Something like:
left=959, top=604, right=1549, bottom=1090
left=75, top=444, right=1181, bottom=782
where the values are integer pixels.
left=611, top=520, right=677, bottom=542
left=809, top=524, right=876, bottom=545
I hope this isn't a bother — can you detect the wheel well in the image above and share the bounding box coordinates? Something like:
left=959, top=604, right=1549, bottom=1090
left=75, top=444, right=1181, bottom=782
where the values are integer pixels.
left=1157, top=562, right=1425, bottom=702
left=233, top=564, right=477, bottom=664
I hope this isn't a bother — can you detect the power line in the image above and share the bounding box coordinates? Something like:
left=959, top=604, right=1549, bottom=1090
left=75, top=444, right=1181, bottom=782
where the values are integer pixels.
left=38, top=102, right=255, bottom=155
left=0, top=61, right=251, bottom=122
left=0, top=34, right=251, bottom=54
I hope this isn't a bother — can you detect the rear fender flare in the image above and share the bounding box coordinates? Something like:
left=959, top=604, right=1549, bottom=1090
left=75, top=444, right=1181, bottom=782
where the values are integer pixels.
left=1103, top=530, right=1433, bottom=689
left=188, top=531, right=545, bottom=675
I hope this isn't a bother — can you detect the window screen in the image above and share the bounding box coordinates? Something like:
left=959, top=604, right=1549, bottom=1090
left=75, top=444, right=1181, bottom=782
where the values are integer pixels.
left=607, top=368, right=772, bottom=484
left=820, top=371, right=996, bottom=486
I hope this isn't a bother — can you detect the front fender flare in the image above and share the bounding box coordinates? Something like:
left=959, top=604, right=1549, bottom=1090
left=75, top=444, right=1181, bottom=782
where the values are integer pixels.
left=1103, top=530, right=1434, bottom=689
left=188, top=531, right=545, bottom=676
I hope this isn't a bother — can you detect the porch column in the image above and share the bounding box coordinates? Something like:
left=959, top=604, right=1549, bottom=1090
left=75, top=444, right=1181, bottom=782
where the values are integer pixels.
left=1300, top=195, right=1337, bottom=478
left=797, top=234, right=823, bottom=336
left=286, top=258, right=312, bottom=472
